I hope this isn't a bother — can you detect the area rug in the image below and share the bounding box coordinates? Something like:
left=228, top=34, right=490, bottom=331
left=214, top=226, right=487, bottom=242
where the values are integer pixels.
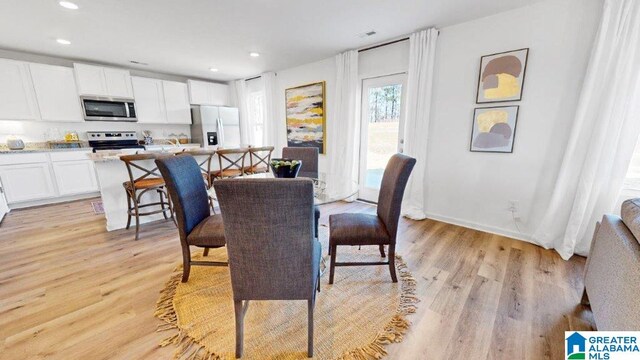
left=155, top=229, right=418, bottom=359
left=91, top=201, right=104, bottom=215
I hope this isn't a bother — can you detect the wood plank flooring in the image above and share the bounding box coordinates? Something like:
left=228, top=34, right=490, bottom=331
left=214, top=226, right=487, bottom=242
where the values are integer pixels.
left=0, top=198, right=594, bottom=359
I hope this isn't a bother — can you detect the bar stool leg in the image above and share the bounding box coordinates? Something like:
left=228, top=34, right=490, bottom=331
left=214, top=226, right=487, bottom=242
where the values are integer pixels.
left=133, top=190, right=141, bottom=241
left=125, top=189, right=133, bottom=230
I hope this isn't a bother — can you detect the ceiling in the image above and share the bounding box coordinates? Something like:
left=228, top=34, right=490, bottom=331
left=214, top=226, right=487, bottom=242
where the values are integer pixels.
left=0, top=0, right=544, bottom=82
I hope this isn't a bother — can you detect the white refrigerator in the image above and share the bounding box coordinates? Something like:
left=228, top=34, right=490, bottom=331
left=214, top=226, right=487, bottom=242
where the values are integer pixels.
left=190, top=106, right=241, bottom=148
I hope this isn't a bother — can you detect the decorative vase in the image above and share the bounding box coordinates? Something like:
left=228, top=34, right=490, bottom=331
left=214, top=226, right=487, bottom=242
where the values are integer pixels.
left=270, top=158, right=302, bottom=178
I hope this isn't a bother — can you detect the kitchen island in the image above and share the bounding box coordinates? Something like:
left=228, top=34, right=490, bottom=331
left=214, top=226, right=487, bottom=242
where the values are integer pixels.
left=90, top=147, right=202, bottom=232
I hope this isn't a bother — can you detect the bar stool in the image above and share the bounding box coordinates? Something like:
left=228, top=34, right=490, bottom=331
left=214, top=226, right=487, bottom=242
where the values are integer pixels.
left=120, top=153, right=175, bottom=240
left=211, top=148, right=249, bottom=180
left=179, top=148, right=217, bottom=213
left=246, top=146, right=275, bottom=174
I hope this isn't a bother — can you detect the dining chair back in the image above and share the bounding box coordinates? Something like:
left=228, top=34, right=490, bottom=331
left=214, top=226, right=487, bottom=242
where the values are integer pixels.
left=214, top=178, right=321, bottom=357
left=213, top=148, right=249, bottom=179
left=156, top=155, right=227, bottom=282
left=282, top=147, right=319, bottom=178
left=377, top=153, right=418, bottom=243
left=247, top=146, right=275, bottom=174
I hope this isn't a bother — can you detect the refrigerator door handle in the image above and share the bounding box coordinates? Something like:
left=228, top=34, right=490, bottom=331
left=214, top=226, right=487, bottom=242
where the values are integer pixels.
left=217, top=118, right=225, bottom=146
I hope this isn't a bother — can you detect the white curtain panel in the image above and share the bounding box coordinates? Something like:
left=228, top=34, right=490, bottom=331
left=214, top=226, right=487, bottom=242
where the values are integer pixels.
left=532, top=0, right=640, bottom=260
left=327, top=50, right=359, bottom=199
left=261, top=72, right=283, bottom=154
left=230, top=79, right=253, bottom=146
left=401, top=28, right=438, bottom=220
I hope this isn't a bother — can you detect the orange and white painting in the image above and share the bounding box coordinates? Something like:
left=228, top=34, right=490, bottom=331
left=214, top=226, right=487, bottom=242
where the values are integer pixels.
left=476, top=48, right=528, bottom=103
left=286, top=81, right=326, bottom=154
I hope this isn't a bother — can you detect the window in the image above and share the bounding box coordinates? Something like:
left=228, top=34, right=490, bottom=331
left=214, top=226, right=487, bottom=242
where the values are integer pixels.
left=247, top=90, right=265, bottom=146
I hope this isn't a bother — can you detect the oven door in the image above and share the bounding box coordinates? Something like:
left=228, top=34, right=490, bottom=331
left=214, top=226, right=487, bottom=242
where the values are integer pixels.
left=81, top=97, right=137, bottom=122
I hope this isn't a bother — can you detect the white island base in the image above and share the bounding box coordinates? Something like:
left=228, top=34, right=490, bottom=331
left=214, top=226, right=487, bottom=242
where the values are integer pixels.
left=92, top=155, right=172, bottom=232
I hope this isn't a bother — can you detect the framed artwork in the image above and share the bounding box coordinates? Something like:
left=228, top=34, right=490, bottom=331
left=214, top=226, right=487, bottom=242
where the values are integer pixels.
left=285, top=81, right=326, bottom=154
left=470, top=106, right=519, bottom=153
left=476, top=48, right=529, bottom=104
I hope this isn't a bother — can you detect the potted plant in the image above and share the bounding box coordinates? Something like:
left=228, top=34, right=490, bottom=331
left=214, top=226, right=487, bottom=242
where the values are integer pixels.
left=270, top=159, right=302, bottom=178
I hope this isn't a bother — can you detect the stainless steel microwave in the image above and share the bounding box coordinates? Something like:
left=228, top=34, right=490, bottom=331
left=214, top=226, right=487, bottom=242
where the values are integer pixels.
left=81, top=96, right=137, bottom=122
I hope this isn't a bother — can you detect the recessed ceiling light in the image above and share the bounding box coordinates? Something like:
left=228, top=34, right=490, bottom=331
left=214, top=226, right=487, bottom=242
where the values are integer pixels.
left=59, top=1, right=79, bottom=10
left=56, top=38, right=71, bottom=45
left=209, top=68, right=219, bottom=72
left=249, top=52, right=260, bottom=57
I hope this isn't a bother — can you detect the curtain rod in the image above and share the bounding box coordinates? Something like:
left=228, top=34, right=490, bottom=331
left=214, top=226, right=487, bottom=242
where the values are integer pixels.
left=245, top=75, right=261, bottom=82
left=358, top=29, right=440, bottom=53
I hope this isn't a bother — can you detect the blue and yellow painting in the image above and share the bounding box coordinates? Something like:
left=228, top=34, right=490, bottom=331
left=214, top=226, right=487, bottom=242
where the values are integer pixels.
left=286, top=81, right=326, bottom=154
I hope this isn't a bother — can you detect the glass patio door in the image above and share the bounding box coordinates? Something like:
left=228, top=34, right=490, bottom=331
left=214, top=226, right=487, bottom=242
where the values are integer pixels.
left=358, top=74, right=407, bottom=202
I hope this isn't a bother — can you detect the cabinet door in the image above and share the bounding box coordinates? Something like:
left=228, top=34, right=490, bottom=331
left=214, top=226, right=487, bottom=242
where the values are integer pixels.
left=29, top=63, right=83, bottom=122
left=132, top=77, right=166, bottom=123
left=0, top=59, right=40, bottom=120
left=0, top=177, right=9, bottom=222
left=52, top=160, right=98, bottom=195
left=187, top=80, right=210, bottom=105
left=74, top=63, right=108, bottom=96
left=163, top=81, right=191, bottom=124
left=0, top=163, right=56, bottom=203
left=209, top=83, right=230, bottom=106
left=104, top=68, right=134, bottom=98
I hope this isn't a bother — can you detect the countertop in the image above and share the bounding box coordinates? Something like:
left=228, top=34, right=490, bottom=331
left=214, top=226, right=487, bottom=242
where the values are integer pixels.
left=0, top=147, right=93, bottom=154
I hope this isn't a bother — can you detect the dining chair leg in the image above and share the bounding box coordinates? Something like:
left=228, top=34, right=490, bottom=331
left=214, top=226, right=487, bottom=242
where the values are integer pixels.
left=234, top=300, right=244, bottom=358
left=159, top=189, right=169, bottom=220
left=379, top=245, right=386, bottom=258
left=125, top=190, right=132, bottom=230
left=203, top=248, right=210, bottom=257
left=388, top=243, right=398, bottom=283
left=329, top=244, right=337, bottom=284
left=181, top=246, right=191, bottom=283
left=133, top=191, right=141, bottom=241
left=307, top=299, right=314, bottom=357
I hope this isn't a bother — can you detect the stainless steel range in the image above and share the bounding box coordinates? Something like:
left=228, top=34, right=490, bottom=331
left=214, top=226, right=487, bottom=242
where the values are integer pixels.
left=87, top=131, right=145, bottom=153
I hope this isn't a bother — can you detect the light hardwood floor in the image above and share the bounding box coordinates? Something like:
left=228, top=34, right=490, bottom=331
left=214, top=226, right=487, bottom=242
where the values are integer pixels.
left=0, top=198, right=594, bottom=359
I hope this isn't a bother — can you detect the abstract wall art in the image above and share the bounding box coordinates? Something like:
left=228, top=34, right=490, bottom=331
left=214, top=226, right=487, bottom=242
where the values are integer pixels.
left=476, top=48, right=529, bottom=103
left=470, top=106, right=519, bottom=153
left=285, top=81, right=326, bottom=154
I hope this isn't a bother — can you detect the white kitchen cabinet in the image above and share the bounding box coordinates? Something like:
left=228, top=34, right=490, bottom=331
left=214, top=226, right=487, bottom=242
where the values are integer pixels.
left=0, top=58, right=40, bottom=121
left=162, top=80, right=191, bottom=124
left=104, top=68, right=134, bottom=98
left=74, top=63, right=133, bottom=98
left=0, top=177, right=9, bottom=223
left=0, top=162, right=56, bottom=204
left=51, top=158, right=98, bottom=195
left=132, top=77, right=166, bottom=124
left=29, top=63, right=83, bottom=122
left=187, top=80, right=229, bottom=106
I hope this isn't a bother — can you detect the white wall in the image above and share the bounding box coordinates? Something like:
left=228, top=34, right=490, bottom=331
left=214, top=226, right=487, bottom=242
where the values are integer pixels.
left=271, top=0, right=603, bottom=246
left=424, top=0, right=602, bottom=241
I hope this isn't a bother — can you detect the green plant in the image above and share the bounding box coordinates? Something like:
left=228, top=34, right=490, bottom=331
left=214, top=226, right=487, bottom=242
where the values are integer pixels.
left=270, top=159, right=300, bottom=169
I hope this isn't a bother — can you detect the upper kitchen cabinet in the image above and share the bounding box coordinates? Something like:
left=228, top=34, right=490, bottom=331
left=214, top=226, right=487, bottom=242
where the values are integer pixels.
left=74, top=63, right=134, bottom=98
left=132, top=77, right=191, bottom=124
left=29, top=63, right=83, bottom=122
left=187, top=80, right=229, bottom=106
left=131, top=77, right=166, bottom=124
left=162, top=81, right=191, bottom=124
left=0, top=58, right=40, bottom=121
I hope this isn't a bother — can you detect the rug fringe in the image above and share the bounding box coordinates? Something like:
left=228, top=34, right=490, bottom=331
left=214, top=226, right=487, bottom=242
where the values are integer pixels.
left=336, top=255, right=419, bottom=360
left=154, top=254, right=419, bottom=360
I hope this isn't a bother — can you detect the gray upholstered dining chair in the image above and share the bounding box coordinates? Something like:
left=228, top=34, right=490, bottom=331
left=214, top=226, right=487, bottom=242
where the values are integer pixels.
left=282, top=146, right=321, bottom=238
left=328, top=153, right=416, bottom=284
left=156, top=155, right=227, bottom=283
left=214, top=178, right=321, bottom=358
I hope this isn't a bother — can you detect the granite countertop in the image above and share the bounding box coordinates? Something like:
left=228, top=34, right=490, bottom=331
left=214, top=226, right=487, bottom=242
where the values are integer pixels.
left=0, top=147, right=93, bottom=154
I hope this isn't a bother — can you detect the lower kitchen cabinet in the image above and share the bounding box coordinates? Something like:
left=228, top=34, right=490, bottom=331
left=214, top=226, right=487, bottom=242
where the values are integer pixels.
left=51, top=160, right=99, bottom=195
left=0, top=150, right=98, bottom=207
left=0, top=162, right=57, bottom=203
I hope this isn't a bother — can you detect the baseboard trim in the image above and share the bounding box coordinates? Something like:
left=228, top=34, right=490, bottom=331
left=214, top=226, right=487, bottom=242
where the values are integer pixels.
left=423, top=211, right=536, bottom=245
left=8, top=192, right=100, bottom=210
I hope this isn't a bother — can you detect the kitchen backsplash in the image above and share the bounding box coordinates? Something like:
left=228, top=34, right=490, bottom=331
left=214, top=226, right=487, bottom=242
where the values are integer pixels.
left=0, top=120, right=190, bottom=143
